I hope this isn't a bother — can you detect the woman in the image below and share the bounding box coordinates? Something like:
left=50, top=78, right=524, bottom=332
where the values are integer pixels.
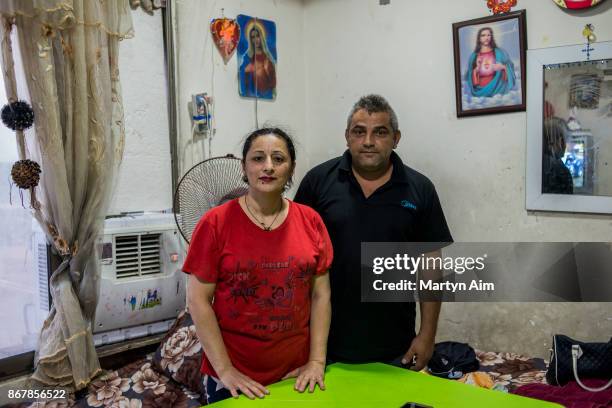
left=466, top=27, right=516, bottom=97
left=542, top=117, right=573, bottom=194
left=183, top=128, right=332, bottom=403
left=239, top=25, right=276, bottom=99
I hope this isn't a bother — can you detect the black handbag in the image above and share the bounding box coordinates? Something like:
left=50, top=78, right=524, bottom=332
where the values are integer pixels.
left=546, top=334, right=612, bottom=392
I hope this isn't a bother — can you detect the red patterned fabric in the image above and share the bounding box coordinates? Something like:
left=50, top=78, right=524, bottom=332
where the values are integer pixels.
left=512, top=380, right=612, bottom=407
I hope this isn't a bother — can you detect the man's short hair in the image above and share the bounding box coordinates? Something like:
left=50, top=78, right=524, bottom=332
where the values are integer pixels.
left=346, top=94, right=399, bottom=133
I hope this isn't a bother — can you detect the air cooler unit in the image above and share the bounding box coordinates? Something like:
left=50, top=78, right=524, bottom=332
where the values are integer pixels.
left=34, top=213, right=186, bottom=347
left=93, top=213, right=186, bottom=345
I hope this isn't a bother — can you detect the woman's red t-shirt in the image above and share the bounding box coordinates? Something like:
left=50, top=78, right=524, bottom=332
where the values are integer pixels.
left=183, top=198, right=333, bottom=385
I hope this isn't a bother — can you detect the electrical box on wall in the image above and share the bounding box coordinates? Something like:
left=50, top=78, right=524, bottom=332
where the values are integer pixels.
left=189, top=92, right=212, bottom=135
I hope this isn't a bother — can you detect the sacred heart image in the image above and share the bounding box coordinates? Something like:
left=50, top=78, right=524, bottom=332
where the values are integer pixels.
left=211, top=18, right=240, bottom=64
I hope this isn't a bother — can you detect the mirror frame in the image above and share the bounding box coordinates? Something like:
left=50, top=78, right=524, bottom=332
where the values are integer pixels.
left=526, top=40, right=612, bottom=214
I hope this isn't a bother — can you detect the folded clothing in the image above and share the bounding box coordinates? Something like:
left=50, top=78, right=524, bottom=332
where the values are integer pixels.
left=512, top=380, right=612, bottom=408
left=459, top=372, right=497, bottom=389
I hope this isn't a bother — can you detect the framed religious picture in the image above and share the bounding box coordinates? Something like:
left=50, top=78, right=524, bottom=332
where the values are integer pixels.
left=453, top=10, right=527, bottom=117
left=237, top=14, right=277, bottom=100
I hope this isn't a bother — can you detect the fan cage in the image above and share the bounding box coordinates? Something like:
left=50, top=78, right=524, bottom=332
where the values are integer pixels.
left=173, top=155, right=248, bottom=243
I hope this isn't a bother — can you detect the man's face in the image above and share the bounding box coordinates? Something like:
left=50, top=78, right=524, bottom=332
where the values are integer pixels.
left=345, top=109, right=400, bottom=175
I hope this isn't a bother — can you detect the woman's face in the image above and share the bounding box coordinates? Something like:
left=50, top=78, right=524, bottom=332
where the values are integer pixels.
left=243, top=134, right=294, bottom=194
left=479, top=29, right=492, bottom=47
left=250, top=29, right=262, bottom=50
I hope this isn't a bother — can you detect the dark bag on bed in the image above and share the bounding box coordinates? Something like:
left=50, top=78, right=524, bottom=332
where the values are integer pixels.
left=546, top=334, right=612, bottom=391
left=427, top=341, right=479, bottom=379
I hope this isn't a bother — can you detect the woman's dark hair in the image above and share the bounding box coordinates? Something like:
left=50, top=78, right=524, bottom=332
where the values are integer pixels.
left=241, top=127, right=296, bottom=189
left=543, top=117, right=568, bottom=159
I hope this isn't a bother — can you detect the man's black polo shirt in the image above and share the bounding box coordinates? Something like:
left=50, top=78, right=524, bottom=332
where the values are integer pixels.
left=294, top=150, right=453, bottom=363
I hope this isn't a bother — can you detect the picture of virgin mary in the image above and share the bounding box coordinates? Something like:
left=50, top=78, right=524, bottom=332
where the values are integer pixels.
left=237, top=15, right=277, bottom=100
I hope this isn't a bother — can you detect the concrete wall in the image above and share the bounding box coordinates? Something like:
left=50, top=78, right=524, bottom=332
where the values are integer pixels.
left=302, top=0, right=612, bottom=357
left=109, top=10, right=173, bottom=214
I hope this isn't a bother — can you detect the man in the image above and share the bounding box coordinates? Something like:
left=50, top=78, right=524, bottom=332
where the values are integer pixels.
left=294, top=94, right=453, bottom=370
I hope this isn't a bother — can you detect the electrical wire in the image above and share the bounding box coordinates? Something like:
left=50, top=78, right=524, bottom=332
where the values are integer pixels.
left=255, top=96, right=259, bottom=128
left=200, top=120, right=206, bottom=161
left=190, top=122, right=196, bottom=166
left=209, top=31, right=216, bottom=158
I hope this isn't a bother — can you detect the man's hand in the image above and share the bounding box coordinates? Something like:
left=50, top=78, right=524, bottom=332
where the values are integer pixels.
left=282, top=360, right=326, bottom=393
left=402, top=333, right=435, bottom=371
left=217, top=366, right=269, bottom=399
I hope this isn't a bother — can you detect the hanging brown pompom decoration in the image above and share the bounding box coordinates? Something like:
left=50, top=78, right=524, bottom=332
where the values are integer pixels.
left=1, top=101, right=35, bottom=131
left=11, top=159, right=41, bottom=189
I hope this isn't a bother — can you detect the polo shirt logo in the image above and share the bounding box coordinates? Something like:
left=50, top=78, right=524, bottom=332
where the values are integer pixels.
left=400, top=200, right=417, bottom=210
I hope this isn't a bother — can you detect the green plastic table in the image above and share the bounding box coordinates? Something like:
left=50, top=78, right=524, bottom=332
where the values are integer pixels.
left=212, top=363, right=562, bottom=407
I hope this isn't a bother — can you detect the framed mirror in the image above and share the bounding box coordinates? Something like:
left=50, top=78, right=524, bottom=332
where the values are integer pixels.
left=526, top=41, right=612, bottom=214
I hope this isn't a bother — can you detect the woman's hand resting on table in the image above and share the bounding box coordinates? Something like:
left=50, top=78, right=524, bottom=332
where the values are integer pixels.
left=217, top=366, right=269, bottom=399
left=282, top=360, right=326, bottom=393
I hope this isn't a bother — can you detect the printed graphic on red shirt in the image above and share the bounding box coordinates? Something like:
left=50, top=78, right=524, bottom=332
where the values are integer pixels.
left=218, top=256, right=315, bottom=336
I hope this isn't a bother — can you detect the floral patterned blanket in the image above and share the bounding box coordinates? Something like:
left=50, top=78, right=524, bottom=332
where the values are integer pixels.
left=1, top=355, right=203, bottom=408
left=72, top=357, right=204, bottom=408
left=468, top=350, right=548, bottom=393
left=1, top=348, right=551, bottom=408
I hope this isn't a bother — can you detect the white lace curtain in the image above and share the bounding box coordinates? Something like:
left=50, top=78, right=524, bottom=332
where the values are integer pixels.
left=0, top=0, right=133, bottom=390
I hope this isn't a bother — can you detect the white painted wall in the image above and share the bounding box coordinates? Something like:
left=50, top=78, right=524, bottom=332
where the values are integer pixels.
left=109, top=10, right=173, bottom=214
left=302, top=0, right=612, bottom=357
left=175, top=0, right=306, bottom=196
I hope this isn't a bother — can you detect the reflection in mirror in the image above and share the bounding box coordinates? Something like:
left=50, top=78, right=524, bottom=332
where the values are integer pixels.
left=543, top=59, right=612, bottom=197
